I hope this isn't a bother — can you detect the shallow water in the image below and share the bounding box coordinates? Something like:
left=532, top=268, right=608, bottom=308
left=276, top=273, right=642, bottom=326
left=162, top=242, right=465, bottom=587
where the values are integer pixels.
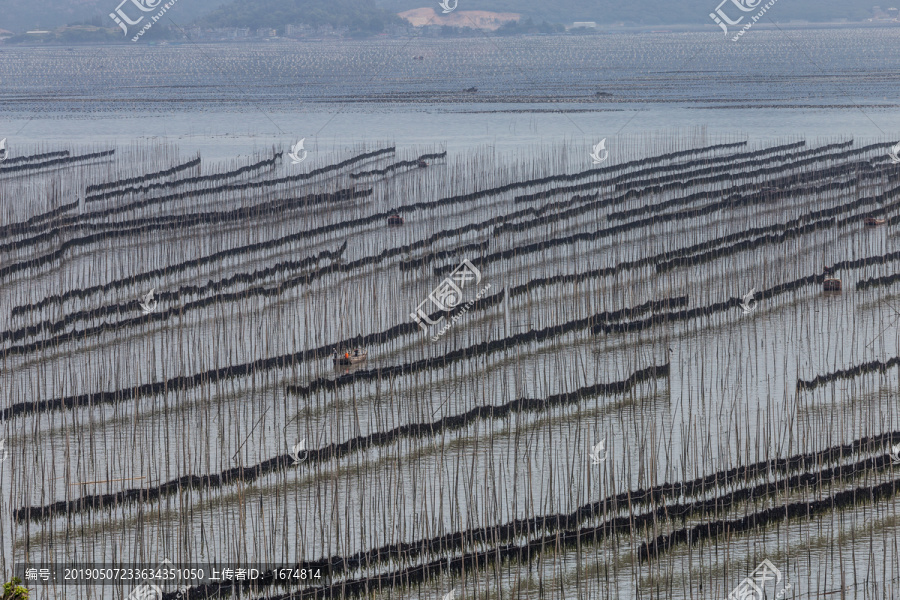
left=3, top=28, right=900, bottom=600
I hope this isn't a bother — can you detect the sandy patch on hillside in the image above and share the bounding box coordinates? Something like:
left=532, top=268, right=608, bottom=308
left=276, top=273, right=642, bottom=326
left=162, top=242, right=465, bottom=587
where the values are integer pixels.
left=399, top=7, right=521, bottom=30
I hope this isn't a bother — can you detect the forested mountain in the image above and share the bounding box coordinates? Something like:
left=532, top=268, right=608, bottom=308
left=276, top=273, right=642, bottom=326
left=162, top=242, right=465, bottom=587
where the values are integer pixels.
left=202, top=0, right=404, bottom=32
left=0, top=0, right=886, bottom=35
left=376, top=0, right=880, bottom=25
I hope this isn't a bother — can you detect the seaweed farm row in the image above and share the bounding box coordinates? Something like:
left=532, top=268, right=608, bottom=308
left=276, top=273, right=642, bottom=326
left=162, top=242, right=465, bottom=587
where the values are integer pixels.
left=3, top=133, right=900, bottom=600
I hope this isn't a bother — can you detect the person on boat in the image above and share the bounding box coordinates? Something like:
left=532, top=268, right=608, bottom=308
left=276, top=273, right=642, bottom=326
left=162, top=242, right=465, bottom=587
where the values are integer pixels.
left=332, top=349, right=337, bottom=361
left=353, top=349, right=358, bottom=356
left=345, top=352, right=350, bottom=359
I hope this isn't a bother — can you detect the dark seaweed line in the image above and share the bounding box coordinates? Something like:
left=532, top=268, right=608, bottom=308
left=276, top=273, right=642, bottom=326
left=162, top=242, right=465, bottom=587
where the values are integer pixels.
left=75, top=146, right=393, bottom=224
left=594, top=274, right=825, bottom=335
left=654, top=218, right=836, bottom=272
left=8, top=153, right=370, bottom=251
left=510, top=141, right=804, bottom=205
left=10, top=178, right=884, bottom=362
left=0, top=293, right=676, bottom=420
left=1, top=239, right=373, bottom=359
left=510, top=140, right=875, bottom=209
left=321, top=449, right=900, bottom=590
left=0, top=150, right=114, bottom=174
left=509, top=214, right=829, bottom=296
left=606, top=139, right=823, bottom=194
left=398, top=240, right=490, bottom=271
left=639, top=474, right=900, bottom=562
left=612, top=140, right=869, bottom=197
left=180, top=456, right=900, bottom=600
left=498, top=183, right=733, bottom=235
left=609, top=154, right=877, bottom=222
left=0, top=149, right=68, bottom=166
left=797, top=356, right=900, bottom=391
left=656, top=172, right=900, bottom=272
left=0, top=244, right=347, bottom=347
left=617, top=237, right=900, bottom=329
left=0, top=199, right=80, bottom=239
left=5, top=144, right=755, bottom=289
left=395, top=191, right=599, bottom=261
left=617, top=138, right=876, bottom=196
left=438, top=179, right=841, bottom=278
left=1, top=185, right=368, bottom=257
left=858, top=271, right=900, bottom=289
left=601, top=161, right=873, bottom=234
left=628, top=156, right=882, bottom=209
left=0, top=189, right=369, bottom=281
left=416, top=141, right=750, bottom=214
left=83, top=154, right=274, bottom=202
left=84, top=155, right=201, bottom=195
left=4, top=231, right=681, bottom=357
left=12, top=184, right=512, bottom=316
left=165, top=428, right=900, bottom=600
left=503, top=152, right=873, bottom=236
left=15, top=363, right=667, bottom=521
left=349, top=151, right=446, bottom=179
left=520, top=140, right=754, bottom=188
left=286, top=297, right=687, bottom=397
left=0, top=289, right=508, bottom=418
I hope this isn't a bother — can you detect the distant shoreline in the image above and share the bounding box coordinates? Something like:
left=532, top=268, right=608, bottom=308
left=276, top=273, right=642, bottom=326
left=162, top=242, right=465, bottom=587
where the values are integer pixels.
left=1, top=19, right=898, bottom=45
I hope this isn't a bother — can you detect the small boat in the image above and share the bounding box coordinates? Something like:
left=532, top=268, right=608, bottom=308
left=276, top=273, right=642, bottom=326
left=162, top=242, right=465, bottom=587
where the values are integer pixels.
left=333, top=348, right=367, bottom=365
left=417, top=160, right=428, bottom=168
left=822, top=266, right=841, bottom=291
left=388, top=214, right=404, bottom=226
left=865, top=217, right=886, bottom=226
left=464, top=87, right=478, bottom=93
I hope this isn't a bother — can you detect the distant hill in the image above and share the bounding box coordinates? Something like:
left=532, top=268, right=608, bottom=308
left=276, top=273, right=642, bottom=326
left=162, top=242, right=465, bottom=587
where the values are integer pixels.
left=201, top=0, right=404, bottom=32
left=0, top=0, right=885, bottom=34
left=375, top=0, right=880, bottom=25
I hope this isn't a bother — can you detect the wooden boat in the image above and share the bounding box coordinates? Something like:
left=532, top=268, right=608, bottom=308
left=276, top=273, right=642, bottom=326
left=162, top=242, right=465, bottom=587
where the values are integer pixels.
left=333, top=348, right=367, bottom=365
left=823, top=278, right=842, bottom=291
left=388, top=214, right=404, bottom=226
left=865, top=217, right=886, bottom=227
left=417, top=160, right=428, bottom=168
